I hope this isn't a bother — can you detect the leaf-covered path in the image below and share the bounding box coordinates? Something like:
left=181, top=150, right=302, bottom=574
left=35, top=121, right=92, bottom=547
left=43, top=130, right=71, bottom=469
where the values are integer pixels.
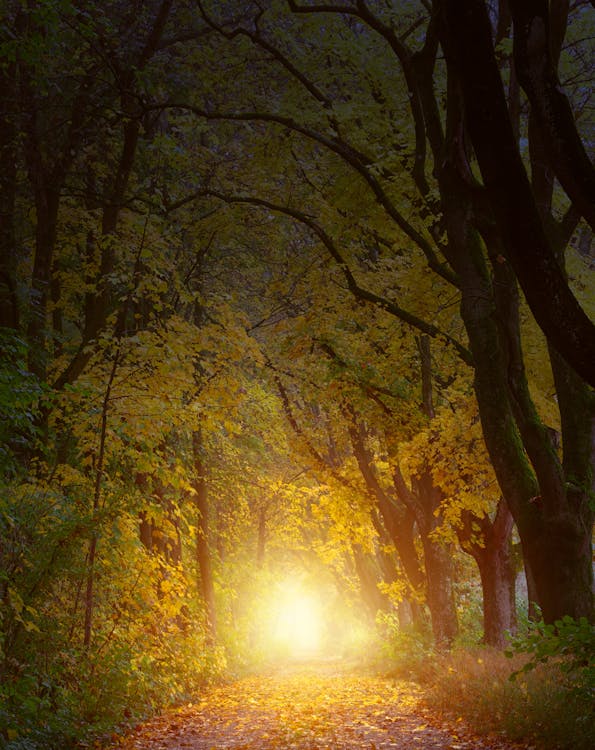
left=106, top=660, right=522, bottom=750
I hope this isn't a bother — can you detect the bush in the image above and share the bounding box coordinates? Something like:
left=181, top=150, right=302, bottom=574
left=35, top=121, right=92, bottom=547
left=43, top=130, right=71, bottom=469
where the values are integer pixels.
left=505, top=615, right=594, bottom=696
left=374, top=611, right=434, bottom=680
left=419, top=645, right=594, bottom=750
left=0, top=626, right=226, bottom=750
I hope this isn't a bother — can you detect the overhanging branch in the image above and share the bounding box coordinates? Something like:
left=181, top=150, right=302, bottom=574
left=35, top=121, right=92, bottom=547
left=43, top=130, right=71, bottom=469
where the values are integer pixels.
left=150, top=101, right=458, bottom=286
left=185, top=187, right=473, bottom=366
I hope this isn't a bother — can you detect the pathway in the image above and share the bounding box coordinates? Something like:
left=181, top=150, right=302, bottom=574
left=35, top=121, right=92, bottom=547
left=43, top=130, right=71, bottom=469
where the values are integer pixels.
left=106, top=660, right=523, bottom=749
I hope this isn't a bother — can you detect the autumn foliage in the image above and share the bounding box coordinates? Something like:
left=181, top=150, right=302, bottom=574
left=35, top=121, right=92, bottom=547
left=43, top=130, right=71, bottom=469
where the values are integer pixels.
left=1, top=1, right=593, bottom=748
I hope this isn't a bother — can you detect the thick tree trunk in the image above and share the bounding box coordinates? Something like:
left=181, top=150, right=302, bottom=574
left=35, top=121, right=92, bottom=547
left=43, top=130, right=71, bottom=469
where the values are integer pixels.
left=478, top=549, right=516, bottom=648
left=445, top=203, right=593, bottom=623
left=433, top=58, right=594, bottom=623
left=542, top=347, right=595, bottom=620
left=508, top=0, right=595, bottom=230
left=459, top=501, right=517, bottom=647
left=441, top=0, right=595, bottom=387
left=422, top=539, right=458, bottom=649
left=523, top=513, right=593, bottom=622
left=486, top=208, right=593, bottom=622
left=523, top=557, right=540, bottom=621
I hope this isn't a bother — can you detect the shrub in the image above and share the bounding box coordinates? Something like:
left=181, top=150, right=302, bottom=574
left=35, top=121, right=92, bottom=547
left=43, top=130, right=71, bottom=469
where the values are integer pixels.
left=505, top=615, right=594, bottom=696
left=419, top=646, right=594, bottom=750
left=374, top=611, right=434, bottom=680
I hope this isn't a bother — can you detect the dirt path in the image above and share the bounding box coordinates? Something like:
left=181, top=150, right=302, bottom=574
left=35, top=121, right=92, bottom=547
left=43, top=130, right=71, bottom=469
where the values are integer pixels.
left=106, top=660, right=521, bottom=749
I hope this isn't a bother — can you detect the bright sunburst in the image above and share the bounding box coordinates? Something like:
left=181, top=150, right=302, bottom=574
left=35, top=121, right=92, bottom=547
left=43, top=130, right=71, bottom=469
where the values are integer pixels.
left=271, top=584, right=323, bottom=655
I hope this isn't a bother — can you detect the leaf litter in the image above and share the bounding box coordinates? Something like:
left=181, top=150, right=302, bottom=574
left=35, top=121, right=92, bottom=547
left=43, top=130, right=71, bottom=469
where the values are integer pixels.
left=104, top=659, right=526, bottom=750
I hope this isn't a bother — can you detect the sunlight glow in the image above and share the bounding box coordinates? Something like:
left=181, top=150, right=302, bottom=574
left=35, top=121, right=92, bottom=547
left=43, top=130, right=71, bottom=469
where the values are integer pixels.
left=272, top=588, right=323, bottom=655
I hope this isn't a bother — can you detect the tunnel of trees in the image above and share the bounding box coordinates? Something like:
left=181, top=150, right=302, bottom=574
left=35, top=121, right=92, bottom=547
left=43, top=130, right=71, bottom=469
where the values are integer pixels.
left=0, top=0, right=593, bottom=744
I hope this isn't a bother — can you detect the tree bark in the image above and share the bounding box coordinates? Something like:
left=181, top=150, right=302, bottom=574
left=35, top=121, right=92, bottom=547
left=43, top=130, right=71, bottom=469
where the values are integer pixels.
left=441, top=0, right=595, bottom=387
left=459, top=501, right=517, bottom=648
left=192, top=430, right=217, bottom=643
left=346, top=414, right=426, bottom=599
left=257, top=506, right=266, bottom=567
left=431, top=39, right=595, bottom=623
left=84, top=345, right=120, bottom=648
left=391, top=443, right=460, bottom=647
left=0, top=57, right=18, bottom=330
left=477, top=546, right=516, bottom=648
left=412, top=470, right=459, bottom=649
left=508, top=0, right=595, bottom=230
left=351, top=543, right=391, bottom=618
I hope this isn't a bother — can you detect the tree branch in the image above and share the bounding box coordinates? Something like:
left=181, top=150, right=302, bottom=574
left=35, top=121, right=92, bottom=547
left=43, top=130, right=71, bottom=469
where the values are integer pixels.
left=193, top=188, right=473, bottom=365
left=197, top=1, right=332, bottom=108
left=155, top=101, right=458, bottom=286
left=509, top=0, right=595, bottom=231
left=442, top=0, right=595, bottom=386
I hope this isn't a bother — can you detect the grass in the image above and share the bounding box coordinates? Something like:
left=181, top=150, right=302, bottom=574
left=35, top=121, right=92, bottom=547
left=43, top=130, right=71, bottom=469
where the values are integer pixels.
left=406, top=647, right=594, bottom=750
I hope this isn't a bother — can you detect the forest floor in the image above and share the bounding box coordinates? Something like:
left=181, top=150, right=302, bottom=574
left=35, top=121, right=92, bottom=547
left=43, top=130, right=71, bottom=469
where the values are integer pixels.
left=103, top=657, right=527, bottom=750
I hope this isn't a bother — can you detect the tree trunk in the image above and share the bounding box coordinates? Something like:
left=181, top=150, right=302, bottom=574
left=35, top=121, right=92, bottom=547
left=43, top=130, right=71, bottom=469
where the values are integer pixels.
left=508, top=0, right=595, bottom=230
left=523, top=557, right=540, bottom=621
left=441, top=0, right=595, bottom=388
left=413, top=471, right=458, bottom=649
left=422, top=539, right=458, bottom=649
left=25, top=183, right=60, bottom=379
left=0, top=59, right=18, bottom=330
left=351, top=543, right=390, bottom=618
left=257, top=506, right=266, bottom=567
left=478, top=549, right=516, bottom=648
left=84, top=346, right=119, bottom=647
left=370, top=507, right=424, bottom=628
left=347, top=415, right=425, bottom=599
left=192, top=430, right=217, bottom=643
left=415, top=335, right=458, bottom=648
left=459, top=501, right=517, bottom=648
left=448, top=210, right=593, bottom=623
left=432, top=60, right=594, bottom=624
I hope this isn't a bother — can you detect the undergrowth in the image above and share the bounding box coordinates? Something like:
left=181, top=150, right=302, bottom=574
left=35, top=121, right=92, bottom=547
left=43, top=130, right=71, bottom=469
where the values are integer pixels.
left=0, top=633, right=226, bottom=750
left=378, top=618, right=594, bottom=750
left=420, top=648, right=593, bottom=750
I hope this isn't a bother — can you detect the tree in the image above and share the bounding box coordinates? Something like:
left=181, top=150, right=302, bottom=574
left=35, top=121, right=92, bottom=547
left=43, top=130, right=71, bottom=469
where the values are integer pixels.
left=441, top=0, right=595, bottom=387
left=436, top=0, right=594, bottom=622
left=179, top=0, right=593, bottom=624
left=2, top=1, right=594, bottom=740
